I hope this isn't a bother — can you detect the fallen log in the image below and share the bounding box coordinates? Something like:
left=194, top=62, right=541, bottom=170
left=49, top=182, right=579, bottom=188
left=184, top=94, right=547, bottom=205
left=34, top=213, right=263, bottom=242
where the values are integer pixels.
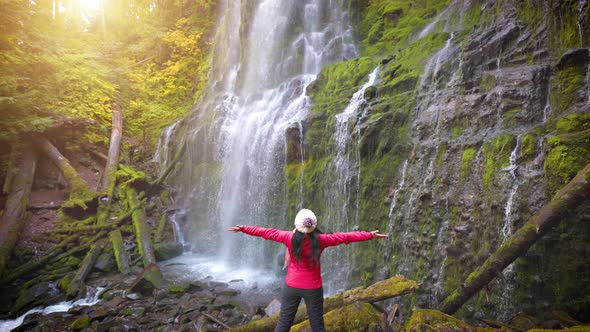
left=128, top=188, right=158, bottom=267
left=49, top=194, right=146, bottom=234
left=153, top=215, right=168, bottom=244
left=51, top=231, right=108, bottom=265
left=67, top=239, right=105, bottom=298
left=109, top=229, right=130, bottom=274
left=0, top=142, right=37, bottom=278
left=229, top=275, right=418, bottom=332
left=440, top=162, right=590, bottom=315
left=34, top=137, right=89, bottom=195
left=0, top=234, right=77, bottom=285
left=0, top=229, right=107, bottom=286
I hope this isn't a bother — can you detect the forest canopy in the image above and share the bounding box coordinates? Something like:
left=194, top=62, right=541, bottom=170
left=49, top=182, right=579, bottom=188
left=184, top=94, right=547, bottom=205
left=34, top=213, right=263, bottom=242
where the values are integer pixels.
left=0, top=0, right=217, bottom=157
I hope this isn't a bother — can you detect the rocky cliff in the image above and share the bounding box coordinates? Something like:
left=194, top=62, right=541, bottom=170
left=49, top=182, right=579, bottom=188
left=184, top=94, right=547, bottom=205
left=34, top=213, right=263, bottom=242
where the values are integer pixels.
left=285, top=0, right=590, bottom=320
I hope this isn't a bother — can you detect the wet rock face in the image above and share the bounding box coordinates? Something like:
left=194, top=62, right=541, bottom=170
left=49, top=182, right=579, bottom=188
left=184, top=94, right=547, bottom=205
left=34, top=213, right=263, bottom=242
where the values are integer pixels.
left=295, top=0, right=590, bottom=321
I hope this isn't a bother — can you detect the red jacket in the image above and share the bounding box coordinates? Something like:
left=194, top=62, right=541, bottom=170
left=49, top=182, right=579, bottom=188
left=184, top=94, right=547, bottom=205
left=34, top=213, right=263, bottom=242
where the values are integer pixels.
left=240, top=226, right=373, bottom=289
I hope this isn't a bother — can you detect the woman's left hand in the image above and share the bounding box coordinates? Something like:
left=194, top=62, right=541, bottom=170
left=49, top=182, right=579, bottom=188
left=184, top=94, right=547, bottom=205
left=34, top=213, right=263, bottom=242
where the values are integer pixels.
left=228, top=226, right=243, bottom=232
left=370, top=230, right=388, bottom=239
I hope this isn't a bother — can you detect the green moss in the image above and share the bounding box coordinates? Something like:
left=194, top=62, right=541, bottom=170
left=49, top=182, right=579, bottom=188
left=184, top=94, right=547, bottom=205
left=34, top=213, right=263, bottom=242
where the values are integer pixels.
left=451, top=116, right=468, bottom=139
left=357, top=0, right=450, bottom=56
left=460, top=147, right=478, bottom=181
left=462, top=0, right=492, bottom=30
left=544, top=113, right=590, bottom=193
left=168, top=282, right=191, bottom=293
left=544, top=141, right=590, bottom=194
left=515, top=0, right=544, bottom=30
left=159, top=190, right=172, bottom=206
left=379, top=32, right=450, bottom=97
left=70, top=316, right=90, bottom=330
left=292, top=302, right=382, bottom=332
left=556, top=113, right=590, bottom=134
left=406, top=309, right=497, bottom=332
left=521, top=133, right=537, bottom=162
left=307, top=57, right=378, bottom=117
left=480, top=72, right=496, bottom=93
left=502, top=108, right=521, bottom=122
left=369, top=112, right=383, bottom=121
left=552, top=64, right=586, bottom=115
left=482, top=134, right=516, bottom=190
left=529, top=327, right=590, bottom=332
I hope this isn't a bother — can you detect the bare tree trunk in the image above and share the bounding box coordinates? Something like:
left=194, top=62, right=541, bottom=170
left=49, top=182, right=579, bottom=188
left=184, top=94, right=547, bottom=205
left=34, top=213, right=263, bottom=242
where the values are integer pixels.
left=101, top=106, right=123, bottom=196
left=440, top=163, right=590, bottom=315
left=0, top=141, right=37, bottom=278
left=230, top=276, right=418, bottom=332
left=34, top=137, right=89, bottom=194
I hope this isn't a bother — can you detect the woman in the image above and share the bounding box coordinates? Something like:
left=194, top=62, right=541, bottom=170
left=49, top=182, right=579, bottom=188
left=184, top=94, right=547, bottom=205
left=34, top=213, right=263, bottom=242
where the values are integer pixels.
left=228, top=208, right=388, bottom=332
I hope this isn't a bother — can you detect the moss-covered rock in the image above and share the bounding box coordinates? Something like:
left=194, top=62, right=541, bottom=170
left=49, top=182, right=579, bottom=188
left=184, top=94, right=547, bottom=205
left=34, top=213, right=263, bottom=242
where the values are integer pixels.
left=544, top=113, right=590, bottom=194
left=154, top=241, right=183, bottom=261
left=291, top=302, right=382, bottom=332
left=70, top=315, right=90, bottom=330
left=405, top=309, right=498, bottom=332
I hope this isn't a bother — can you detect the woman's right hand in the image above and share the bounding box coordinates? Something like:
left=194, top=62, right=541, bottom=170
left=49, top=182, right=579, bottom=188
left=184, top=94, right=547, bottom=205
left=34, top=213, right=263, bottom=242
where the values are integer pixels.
left=370, top=230, right=388, bottom=239
left=228, top=226, right=243, bottom=232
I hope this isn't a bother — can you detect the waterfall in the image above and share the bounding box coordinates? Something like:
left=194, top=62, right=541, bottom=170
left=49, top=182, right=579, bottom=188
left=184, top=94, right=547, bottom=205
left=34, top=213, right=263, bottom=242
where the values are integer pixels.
left=388, top=160, right=408, bottom=220
left=172, top=0, right=358, bottom=276
left=543, top=88, right=551, bottom=122
left=169, top=210, right=186, bottom=247
left=383, top=159, right=408, bottom=265
left=501, top=135, right=521, bottom=242
left=322, top=66, right=379, bottom=294
left=152, top=122, right=178, bottom=174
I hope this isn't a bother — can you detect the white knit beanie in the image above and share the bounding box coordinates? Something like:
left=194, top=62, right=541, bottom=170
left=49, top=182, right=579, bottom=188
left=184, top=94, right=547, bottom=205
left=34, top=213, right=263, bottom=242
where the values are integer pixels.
left=294, top=209, right=317, bottom=233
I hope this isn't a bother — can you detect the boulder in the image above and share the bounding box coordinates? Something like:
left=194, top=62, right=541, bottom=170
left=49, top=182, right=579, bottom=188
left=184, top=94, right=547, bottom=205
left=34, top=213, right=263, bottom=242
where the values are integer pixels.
left=154, top=242, right=183, bottom=261
left=128, top=263, right=164, bottom=295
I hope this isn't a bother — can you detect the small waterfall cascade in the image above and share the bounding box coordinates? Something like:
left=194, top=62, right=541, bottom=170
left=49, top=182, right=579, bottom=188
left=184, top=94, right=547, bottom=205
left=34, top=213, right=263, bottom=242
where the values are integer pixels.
left=383, top=159, right=409, bottom=264
left=169, top=210, right=186, bottom=247
left=388, top=160, right=409, bottom=220
left=323, top=66, right=379, bottom=294
left=501, top=135, right=521, bottom=242
left=417, top=33, right=456, bottom=138
left=152, top=122, right=179, bottom=174
left=171, top=0, right=358, bottom=276
left=543, top=88, right=551, bottom=122
left=432, top=195, right=451, bottom=302
left=0, top=287, right=105, bottom=331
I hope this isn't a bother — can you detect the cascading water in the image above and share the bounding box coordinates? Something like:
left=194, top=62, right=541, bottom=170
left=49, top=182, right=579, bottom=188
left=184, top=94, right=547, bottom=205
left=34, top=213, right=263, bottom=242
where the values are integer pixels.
left=0, top=287, right=105, bottom=331
left=322, top=66, right=379, bottom=293
left=152, top=122, right=179, bottom=174
left=501, top=135, right=521, bottom=242
left=168, top=0, right=358, bottom=286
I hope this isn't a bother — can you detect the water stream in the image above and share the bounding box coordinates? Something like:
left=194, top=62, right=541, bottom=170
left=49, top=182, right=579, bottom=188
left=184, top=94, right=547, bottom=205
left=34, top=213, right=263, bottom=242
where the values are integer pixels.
left=0, top=287, right=105, bottom=332
left=501, top=135, right=521, bottom=242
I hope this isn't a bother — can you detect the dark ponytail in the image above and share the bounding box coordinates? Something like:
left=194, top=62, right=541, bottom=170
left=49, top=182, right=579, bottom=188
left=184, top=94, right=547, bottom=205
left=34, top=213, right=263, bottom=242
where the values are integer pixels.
left=291, top=229, right=322, bottom=266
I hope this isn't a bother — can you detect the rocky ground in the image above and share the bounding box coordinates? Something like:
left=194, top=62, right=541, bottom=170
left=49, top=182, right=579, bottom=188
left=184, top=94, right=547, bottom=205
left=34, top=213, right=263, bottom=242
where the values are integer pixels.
left=6, top=269, right=278, bottom=332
